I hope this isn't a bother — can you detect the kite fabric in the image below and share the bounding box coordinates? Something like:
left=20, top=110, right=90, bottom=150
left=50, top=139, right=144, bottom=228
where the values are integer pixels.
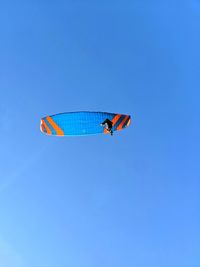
left=40, top=111, right=131, bottom=136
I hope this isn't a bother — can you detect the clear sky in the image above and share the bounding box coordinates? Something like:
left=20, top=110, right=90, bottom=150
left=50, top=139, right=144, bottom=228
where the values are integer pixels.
left=0, top=1, right=199, bottom=267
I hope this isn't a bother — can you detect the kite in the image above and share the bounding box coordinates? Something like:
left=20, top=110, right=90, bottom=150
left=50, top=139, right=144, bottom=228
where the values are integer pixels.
left=40, top=111, right=131, bottom=136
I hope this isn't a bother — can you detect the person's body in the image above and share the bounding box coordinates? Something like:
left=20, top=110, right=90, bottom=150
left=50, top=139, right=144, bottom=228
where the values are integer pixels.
left=101, top=119, right=113, bottom=135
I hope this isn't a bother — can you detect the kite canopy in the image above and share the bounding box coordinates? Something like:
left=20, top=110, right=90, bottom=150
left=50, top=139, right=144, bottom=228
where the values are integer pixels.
left=40, top=111, right=131, bottom=136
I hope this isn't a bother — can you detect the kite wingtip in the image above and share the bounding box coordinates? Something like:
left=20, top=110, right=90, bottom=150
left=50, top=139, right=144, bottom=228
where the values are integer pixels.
left=40, top=119, right=44, bottom=133
left=127, top=116, right=131, bottom=127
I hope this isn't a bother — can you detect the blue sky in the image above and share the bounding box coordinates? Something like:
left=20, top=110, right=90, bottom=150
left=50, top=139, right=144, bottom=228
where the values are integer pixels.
left=0, top=1, right=199, bottom=266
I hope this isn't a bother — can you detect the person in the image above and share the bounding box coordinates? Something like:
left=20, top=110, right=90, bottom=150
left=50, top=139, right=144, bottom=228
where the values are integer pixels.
left=101, top=119, right=113, bottom=135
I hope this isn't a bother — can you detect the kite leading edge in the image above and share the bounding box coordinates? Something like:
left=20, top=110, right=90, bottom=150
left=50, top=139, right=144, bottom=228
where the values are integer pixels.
left=40, top=111, right=131, bottom=136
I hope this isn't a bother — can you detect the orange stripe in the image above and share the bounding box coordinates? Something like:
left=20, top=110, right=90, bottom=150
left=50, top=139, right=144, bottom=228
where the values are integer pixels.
left=46, top=116, right=64, bottom=136
left=41, top=119, right=52, bottom=135
left=112, top=114, right=122, bottom=126
left=116, top=115, right=130, bottom=131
